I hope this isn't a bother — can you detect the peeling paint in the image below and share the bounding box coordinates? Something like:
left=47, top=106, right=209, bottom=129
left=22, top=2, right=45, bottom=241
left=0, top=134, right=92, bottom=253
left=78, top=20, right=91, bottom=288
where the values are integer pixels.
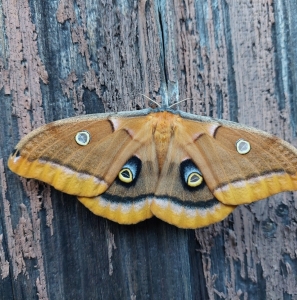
left=36, top=276, right=48, bottom=300
left=56, top=0, right=76, bottom=24
left=14, top=203, right=36, bottom=277
left=0, top=59, right=10, bottom=95
left=83, top=69, right=101, bottom=96
left=71, top=26, right=91, bottom=68
left=95, top=0, right=162, bottom=111
left=56, top=0, right=95, bottom=116
left=20, top=178, right=49, bottom=299
left=189, top=1, right=297, bottom=298
left=2, top=0, right=48, bottom=134
left=1, top=158, right=26, bottom=279
left=60, top=71, right=85, bottom=114
left=2, top=0, right=49, bottom=298
left=106, top=225, right=117, bottom=276
left=41, top=185, right=54, bottom=236
left=0, top=234, right=9, bottom=279
left=170, top=0, right=231, bottom=120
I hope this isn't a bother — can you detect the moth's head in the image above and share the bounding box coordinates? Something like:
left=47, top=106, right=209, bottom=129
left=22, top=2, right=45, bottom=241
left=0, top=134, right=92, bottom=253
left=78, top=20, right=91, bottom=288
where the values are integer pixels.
left=141, top=94, right=190, bottom=112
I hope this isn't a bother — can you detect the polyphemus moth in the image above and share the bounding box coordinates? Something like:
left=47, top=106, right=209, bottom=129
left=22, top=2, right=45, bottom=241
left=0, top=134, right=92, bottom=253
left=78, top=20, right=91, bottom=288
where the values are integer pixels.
left=8, top=106, right=297, bottom=228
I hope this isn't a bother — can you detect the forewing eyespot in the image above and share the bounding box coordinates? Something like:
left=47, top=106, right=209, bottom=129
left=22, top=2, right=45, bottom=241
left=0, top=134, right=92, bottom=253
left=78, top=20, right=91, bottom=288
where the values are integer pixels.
left=236, top=139, right=251, bottom=154
left=75, top=131, right=91, bottom=146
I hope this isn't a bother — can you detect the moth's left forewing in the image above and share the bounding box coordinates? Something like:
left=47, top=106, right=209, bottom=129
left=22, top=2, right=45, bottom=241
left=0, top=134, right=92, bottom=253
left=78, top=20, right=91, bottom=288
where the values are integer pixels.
left=8, top=110, right=154, bottom=198
left=8, top=116, right=114, bottom=196
left=179, top=112, right=297, bottom=205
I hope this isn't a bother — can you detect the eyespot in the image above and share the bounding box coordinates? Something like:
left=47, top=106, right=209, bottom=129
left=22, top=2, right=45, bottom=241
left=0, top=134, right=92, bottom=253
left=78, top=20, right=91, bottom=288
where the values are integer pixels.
left=187, top=172, right=203, bottom=187
left=118, top=168, right=133, bottom=183
left=75, top=130, right=91, bottom=146
left=180, top=159, right=204, bottom=188
left=117, top=156, right=142, bottom=185
left=236, top=139, right=251, bottom=154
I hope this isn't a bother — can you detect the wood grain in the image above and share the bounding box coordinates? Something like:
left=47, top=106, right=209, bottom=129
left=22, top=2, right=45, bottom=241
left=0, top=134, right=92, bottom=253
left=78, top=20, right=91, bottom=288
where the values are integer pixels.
left=1, top=0, right=297, bottom=299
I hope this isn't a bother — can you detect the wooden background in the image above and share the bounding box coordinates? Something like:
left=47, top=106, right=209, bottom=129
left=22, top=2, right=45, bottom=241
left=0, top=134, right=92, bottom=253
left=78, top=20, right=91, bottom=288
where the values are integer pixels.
left=1, top=0, right=297, bottom=299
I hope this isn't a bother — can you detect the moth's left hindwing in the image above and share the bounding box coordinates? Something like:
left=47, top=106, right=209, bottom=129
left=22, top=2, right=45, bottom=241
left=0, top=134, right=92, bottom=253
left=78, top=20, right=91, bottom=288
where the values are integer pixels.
left=78, top=141, right=159, bottom=225
left=8, top=109, right=297, bottom=228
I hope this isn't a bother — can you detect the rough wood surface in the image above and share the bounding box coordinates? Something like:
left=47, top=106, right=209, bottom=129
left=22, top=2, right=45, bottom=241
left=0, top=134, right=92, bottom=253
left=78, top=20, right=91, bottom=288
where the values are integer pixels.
left=1, top=0, right=297, bottom=299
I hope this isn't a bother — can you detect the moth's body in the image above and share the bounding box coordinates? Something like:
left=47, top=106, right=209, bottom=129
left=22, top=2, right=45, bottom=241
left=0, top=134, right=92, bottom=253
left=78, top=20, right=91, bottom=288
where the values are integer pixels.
left=152, top=112, right=172, bottom=170
left=8, top=107, right=297, bottom=228
left=149, top=111, right=180, bottom=170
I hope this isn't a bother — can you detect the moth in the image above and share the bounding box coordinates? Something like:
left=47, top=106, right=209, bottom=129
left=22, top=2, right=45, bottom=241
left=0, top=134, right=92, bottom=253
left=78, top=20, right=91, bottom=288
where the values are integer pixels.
left=8, top=106, right=297, bottom=228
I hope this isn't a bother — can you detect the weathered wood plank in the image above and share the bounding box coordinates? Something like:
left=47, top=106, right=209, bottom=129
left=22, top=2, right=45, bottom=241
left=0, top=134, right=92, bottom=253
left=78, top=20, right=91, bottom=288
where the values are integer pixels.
left=1, top=0, right=297, bottom=299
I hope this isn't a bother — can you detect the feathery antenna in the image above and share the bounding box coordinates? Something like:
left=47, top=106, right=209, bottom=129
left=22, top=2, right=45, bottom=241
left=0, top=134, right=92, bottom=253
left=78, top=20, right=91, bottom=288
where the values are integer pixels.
left=140, top=94, right=161, bottom=108
left=168, top=98, right=192, bottom=108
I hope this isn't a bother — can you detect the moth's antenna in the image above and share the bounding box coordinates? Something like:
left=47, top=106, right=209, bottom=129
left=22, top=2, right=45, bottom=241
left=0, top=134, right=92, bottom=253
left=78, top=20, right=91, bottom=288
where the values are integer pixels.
left=168, top=98, right=192, bottom=108
left=140, top=94, right=161, bottom=108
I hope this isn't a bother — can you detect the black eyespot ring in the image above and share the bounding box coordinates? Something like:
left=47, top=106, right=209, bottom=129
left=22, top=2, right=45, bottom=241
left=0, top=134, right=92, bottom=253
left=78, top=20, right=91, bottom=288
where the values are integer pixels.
left=180, top=159, right=204, bottom=189
left=117, top=156, right=142, bottom=186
